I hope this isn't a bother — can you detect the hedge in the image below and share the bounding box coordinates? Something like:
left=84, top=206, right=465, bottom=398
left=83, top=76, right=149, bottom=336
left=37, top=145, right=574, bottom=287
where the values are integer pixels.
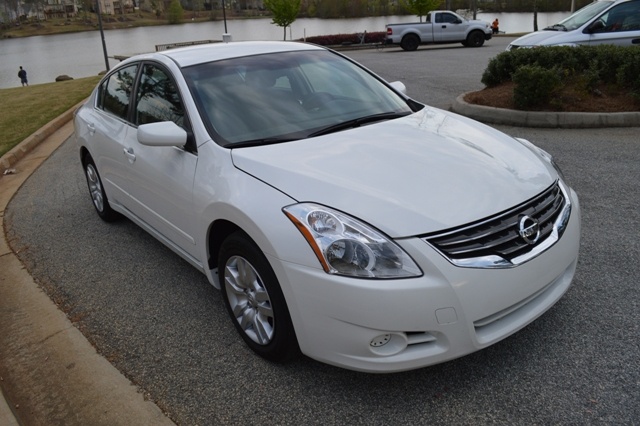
left=481, top=45, right=640, bottom=106
left=299, top=31, right=386, bottom=46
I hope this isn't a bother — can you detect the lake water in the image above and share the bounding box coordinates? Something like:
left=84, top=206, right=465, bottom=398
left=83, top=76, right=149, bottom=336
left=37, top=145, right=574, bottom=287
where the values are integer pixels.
left=0, top=12, right=569, bottom=89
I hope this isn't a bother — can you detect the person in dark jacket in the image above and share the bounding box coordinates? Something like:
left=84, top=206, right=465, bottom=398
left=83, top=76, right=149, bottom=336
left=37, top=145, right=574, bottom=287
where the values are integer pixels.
left=18, top=66, right=28, bottom=86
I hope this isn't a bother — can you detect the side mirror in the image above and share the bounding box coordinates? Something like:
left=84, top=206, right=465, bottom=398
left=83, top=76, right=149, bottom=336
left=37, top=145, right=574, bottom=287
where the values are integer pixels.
left=587, top=20, right=605, bottom=33
left=454, top=19, right=463, bottom=24
left=390, top=81, right=407, bottom=95
left=137, top=121, right=187, bottom=147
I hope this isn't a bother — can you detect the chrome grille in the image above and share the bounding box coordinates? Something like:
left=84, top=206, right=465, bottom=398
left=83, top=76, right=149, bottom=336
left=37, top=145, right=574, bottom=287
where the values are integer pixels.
left=423, top=181, right=571, bottom=268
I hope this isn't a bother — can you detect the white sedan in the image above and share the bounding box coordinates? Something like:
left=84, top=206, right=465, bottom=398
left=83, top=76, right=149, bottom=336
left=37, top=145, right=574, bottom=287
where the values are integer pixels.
left=74, top=41, right=580, bottom=373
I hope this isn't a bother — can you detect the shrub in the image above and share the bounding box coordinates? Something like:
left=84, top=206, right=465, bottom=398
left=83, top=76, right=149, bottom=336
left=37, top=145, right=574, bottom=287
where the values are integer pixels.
left=481, top=45, right=640, bottom=109
left=300, top=31, right=386, bottom=46
left=512, top=65, right=561, bottom=109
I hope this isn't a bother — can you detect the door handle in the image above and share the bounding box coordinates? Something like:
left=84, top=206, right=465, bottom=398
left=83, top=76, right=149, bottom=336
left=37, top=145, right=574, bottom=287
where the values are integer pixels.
left=87, top=123, right=96, bottom=135
left=123, top=147, right=136, bottom=163
left=633, top=38, right=640, bottom=44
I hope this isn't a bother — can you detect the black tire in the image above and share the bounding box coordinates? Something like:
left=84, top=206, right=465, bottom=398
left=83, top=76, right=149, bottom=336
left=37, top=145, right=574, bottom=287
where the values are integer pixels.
left=82, top=154, right=120, bottom=222
left=465, top=31, right=485, bottom=48
left=219, top=231, right=299, bottom=362
left=400, top=34, right=420, bottom=51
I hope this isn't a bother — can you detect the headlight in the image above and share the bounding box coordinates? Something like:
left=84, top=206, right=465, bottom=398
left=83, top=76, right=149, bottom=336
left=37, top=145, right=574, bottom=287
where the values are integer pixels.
left=283, top=203, right=422, bottom=279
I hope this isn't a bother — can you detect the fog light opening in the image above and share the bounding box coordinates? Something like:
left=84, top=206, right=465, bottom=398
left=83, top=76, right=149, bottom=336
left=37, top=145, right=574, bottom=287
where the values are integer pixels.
left=369, top=333, right=407, bottom=357
left=370, top=334, right=391, bottom=347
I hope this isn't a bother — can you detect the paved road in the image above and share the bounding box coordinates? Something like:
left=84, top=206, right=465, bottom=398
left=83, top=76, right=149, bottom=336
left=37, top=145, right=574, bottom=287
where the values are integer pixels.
left=5, top=38, right=639, bottom=424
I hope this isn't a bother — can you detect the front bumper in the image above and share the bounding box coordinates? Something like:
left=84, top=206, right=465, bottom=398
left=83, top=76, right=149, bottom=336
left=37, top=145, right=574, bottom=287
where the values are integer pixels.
left=271, top=188, right=580, bottom=373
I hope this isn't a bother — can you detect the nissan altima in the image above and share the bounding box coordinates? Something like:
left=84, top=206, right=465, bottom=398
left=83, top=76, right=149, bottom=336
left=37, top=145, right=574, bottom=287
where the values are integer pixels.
left=74, top=41, right=580, bottom=373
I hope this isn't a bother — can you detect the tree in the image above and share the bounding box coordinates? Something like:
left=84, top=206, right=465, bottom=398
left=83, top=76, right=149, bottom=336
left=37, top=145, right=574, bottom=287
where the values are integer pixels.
left=401, top=0, right=442, bottom=22
left=167, top=0, right=184, bottom=23
left=264, top=0, right=301, bottom=40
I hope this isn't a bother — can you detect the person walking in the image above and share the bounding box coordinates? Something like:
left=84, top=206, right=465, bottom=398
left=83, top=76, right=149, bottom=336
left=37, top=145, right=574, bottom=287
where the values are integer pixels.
left=18, top=66, right=29, bottom=86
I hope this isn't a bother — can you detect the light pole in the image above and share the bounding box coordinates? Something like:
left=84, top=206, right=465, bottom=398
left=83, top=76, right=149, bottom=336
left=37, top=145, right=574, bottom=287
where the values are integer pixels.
left=96, top=0, right=110, bottom=72
left=222, top=0, right=227, bottom=33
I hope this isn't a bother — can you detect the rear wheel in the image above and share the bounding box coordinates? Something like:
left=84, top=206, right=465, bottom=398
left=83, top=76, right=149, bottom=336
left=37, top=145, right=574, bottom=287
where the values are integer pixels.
left=82, top=154, right=119, bottom=222
left=219, top=231, right=299, bottom=362
left=400, top=34, right=420, bottom=51
left=465, top=30, right=485, bottom=47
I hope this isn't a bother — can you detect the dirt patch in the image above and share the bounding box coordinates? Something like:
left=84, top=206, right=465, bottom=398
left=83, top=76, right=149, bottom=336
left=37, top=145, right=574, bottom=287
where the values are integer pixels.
left=465, top=82, right=639, bottom=113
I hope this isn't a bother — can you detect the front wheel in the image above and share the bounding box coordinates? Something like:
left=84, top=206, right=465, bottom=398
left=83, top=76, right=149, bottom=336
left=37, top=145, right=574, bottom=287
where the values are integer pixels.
left=400, top=34, right=420, bottom=51
left=465, top=31, right=485, bottom=47
left=219, top=231, right=299, bottom=362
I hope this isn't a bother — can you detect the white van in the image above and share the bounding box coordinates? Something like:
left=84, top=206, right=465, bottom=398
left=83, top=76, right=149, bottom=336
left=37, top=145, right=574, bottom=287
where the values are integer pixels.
left=508, top=0, right=640, bottom=50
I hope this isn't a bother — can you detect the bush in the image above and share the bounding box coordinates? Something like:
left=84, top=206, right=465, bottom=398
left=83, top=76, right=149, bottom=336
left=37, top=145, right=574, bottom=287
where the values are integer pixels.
left=481, top=45, right=640, bottom=109
left=300, top=31, right=386, bottom=46
left=512, top=65, right=561, bottom=109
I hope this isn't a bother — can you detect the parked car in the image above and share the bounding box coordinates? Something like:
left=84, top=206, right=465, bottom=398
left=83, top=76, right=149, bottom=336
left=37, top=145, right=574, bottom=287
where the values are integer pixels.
left=508, top=0, right=640, bottom=50
left=386, top=10, right=492, bottom=51
left=74, top=41, right=581, bottom=373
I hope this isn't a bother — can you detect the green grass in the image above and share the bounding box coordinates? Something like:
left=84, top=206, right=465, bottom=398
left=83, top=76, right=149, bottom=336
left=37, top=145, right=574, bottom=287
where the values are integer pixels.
left=0, top=76, right=101, bottom=157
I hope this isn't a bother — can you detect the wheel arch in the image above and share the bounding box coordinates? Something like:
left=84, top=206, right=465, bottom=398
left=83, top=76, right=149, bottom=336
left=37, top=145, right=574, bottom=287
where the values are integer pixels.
left=79, top=146, right=92, bottom=165
left=206, top=218, right=242, bottom=288
left=202, top=200, right=305, bottom=289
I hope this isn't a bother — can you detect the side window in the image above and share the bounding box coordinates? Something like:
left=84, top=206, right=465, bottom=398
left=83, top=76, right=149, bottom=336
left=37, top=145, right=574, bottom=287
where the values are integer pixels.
left=135, top=64, right=185, bottom=128
left=100, top=64, right=138, bottom=120
left=442, top=13, right=457, bottom=24
left=597, top=3, right=640, bottom=32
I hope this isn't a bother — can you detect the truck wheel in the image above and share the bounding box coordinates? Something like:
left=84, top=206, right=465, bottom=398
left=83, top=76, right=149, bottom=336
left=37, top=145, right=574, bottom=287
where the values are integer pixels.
left=465, top=31, right=485, bottom=47
left=400, top=34, right=420, bottom=51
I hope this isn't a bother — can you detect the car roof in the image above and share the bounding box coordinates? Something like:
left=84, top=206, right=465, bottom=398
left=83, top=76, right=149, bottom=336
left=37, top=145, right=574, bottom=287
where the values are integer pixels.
left=145, top=41, right=325, bottom=68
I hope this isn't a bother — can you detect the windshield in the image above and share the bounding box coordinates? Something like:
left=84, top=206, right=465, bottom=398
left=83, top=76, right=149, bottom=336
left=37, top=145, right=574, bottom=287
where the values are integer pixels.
left=551, top=0, right=613, bottom=30
left=182, top=50, right=414, bottom=147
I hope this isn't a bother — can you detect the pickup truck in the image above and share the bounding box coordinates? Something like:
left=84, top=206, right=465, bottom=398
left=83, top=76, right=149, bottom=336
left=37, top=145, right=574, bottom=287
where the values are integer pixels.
left=386, top=11, right=492, bottom=51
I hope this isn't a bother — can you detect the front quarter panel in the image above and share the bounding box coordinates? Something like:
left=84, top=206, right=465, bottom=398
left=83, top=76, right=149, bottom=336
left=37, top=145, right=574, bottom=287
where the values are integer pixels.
left=191, top=142, right=323, bottom=287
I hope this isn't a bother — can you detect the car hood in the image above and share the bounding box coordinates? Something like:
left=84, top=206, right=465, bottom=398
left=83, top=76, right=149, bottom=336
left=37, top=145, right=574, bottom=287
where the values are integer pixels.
left=231, top=107, right=556, bottom=237
left=510, top=29, right=579, bottom=47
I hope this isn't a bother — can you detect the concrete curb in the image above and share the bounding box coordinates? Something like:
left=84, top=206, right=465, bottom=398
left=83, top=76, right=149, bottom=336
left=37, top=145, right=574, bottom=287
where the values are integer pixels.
left=451, top=93, right=640, bottom=128
left=0, top=111, right=176, bottom=425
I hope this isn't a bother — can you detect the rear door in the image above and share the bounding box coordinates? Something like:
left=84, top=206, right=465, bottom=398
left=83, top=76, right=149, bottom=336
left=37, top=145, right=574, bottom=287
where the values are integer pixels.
left=87, top=64, right=140, bottom=207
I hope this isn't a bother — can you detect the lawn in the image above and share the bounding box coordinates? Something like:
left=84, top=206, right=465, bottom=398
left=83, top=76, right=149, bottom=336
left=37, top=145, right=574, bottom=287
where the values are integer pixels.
left=0, top=76, right=100, bottom=157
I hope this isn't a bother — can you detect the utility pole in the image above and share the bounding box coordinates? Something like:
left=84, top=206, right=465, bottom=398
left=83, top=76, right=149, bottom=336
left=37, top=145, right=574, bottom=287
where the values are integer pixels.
left=96, top=0, right=110, bottom=72
left=222, top=0, right=227, bottom=33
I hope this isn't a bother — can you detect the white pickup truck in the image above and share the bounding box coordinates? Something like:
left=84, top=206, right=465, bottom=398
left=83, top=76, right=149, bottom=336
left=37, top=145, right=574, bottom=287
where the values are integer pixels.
left=386, top=11, right=492, bottom=51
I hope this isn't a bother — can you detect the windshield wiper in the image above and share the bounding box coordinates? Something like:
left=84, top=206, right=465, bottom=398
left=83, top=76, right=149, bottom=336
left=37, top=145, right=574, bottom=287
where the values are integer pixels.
left=227, top=137, right=298, bottom=148
left=307, top=112, right=411, bottom=138
left=544, top=24, right=567, bottom=31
